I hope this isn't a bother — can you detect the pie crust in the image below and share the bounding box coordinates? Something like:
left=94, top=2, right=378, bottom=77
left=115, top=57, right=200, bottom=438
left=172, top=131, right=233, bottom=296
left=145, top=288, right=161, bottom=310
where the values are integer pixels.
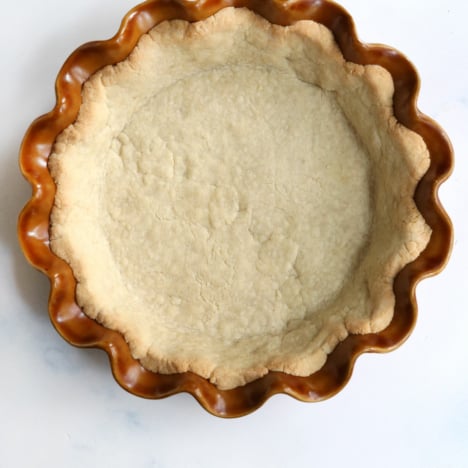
left=48, top=7, right=431, bottom=389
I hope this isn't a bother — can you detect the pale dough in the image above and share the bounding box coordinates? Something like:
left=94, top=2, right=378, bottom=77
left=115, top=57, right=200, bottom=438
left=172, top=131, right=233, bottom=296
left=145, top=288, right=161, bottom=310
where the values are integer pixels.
left=49, top=8, right=431, bottom=389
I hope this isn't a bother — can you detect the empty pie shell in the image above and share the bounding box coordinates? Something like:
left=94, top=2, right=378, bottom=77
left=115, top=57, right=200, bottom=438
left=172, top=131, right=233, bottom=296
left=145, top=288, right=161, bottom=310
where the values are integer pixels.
left=18, top=0, right=453, bottom=417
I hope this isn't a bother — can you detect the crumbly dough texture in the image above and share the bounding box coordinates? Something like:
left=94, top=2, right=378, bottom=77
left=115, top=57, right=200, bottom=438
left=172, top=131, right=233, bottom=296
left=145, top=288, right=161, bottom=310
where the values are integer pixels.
left=49, top=8, right=431, bottom=389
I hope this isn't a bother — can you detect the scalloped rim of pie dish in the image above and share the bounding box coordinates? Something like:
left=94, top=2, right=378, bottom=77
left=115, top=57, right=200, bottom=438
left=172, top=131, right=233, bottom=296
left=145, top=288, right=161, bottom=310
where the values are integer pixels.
left=48, top=7, right=431, bottom=390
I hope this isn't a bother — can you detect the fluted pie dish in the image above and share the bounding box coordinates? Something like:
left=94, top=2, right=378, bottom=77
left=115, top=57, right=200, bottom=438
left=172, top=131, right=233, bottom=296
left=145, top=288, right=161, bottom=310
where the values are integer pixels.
left=18, top=0, right=452, bottom=417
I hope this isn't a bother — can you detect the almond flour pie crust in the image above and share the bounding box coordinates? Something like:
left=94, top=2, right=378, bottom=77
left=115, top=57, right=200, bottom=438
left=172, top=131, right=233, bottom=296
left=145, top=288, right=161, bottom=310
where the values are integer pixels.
left=48, top=8, right=430, bottom=390
left=19, top=0, right=452, bottom=414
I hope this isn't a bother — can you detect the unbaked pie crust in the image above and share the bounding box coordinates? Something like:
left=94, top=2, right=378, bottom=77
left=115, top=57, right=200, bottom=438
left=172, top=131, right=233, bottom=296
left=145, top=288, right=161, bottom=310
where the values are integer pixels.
left=48, top=7, right=431, bottom=389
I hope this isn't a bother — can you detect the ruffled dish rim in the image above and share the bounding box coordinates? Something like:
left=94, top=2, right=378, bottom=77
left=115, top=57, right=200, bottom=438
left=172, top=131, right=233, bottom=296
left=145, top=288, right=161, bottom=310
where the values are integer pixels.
left=18, top=0, right=453, bottom=417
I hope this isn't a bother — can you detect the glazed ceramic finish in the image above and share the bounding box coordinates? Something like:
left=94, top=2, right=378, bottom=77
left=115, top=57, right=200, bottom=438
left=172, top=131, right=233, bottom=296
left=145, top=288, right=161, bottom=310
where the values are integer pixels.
left=18, top=0, right=452, bottom=417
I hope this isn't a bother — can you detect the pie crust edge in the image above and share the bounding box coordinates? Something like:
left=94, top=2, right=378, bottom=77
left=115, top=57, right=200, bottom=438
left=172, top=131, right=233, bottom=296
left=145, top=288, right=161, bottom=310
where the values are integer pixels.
left=48, top=8, right=432, bottom=389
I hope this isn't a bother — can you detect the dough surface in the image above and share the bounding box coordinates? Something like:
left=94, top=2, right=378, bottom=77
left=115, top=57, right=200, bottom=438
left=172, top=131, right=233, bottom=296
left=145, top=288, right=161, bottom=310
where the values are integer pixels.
left=49, top=8, right=431, bottom=389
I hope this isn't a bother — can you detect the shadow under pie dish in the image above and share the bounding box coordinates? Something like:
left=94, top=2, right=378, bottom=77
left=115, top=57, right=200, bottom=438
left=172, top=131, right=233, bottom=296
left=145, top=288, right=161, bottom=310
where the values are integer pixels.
left=18, top=0, right=452, bottom=416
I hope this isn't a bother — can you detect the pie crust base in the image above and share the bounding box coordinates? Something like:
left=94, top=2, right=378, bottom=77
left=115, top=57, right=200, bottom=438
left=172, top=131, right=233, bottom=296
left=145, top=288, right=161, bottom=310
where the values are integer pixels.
left=49, top=8, right=431, bottom=389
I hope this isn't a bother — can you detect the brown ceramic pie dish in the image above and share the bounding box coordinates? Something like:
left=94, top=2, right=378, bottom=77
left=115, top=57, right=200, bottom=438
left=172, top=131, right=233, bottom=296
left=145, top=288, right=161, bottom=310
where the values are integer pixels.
left=18, top=0, right=452, bottom=417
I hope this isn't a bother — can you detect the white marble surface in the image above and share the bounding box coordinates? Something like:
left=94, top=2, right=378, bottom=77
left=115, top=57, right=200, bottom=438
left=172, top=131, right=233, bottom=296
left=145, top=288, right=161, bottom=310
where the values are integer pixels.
left=1, top=1, right=466, bottom=466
